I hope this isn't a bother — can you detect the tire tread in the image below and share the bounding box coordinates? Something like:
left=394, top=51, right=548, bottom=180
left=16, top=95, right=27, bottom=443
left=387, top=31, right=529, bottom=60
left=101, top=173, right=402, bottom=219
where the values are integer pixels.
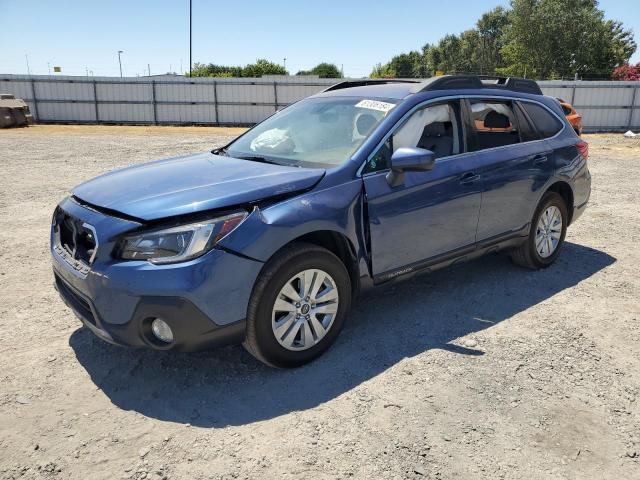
left=510, top=191, right=567, bottom=270
left=243, top=242, right=348, bottom=368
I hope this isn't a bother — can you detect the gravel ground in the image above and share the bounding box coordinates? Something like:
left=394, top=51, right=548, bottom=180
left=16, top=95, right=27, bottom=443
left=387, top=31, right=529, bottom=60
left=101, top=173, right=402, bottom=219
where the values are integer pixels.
left=0, top=125, right=639, bottom=480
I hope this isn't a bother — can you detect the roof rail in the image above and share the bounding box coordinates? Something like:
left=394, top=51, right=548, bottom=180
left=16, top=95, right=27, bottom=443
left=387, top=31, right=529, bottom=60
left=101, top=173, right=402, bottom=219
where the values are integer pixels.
left=410, top=75, right=542, bottom=95
left=478, top=76, right=543, bottom=95
left=323, top=79, right=419, bottom=92
left=409, top=75, right=483, bottom=93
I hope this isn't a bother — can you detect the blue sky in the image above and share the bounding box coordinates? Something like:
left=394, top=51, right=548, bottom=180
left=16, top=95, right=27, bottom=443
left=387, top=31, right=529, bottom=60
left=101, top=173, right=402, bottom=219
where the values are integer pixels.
left=2, top=0, right=639, bottom=77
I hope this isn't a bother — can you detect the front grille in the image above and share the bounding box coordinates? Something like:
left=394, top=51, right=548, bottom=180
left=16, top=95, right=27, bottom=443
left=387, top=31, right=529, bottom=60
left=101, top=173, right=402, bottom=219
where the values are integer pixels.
left=53, top=209, right=97, bottom=267
left=54, top=274, right=96, bottom=326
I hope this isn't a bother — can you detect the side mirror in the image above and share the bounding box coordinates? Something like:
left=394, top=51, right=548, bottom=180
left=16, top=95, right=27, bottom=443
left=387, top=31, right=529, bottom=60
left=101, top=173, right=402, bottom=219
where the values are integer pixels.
left=386, top=147, right=435, bottom=187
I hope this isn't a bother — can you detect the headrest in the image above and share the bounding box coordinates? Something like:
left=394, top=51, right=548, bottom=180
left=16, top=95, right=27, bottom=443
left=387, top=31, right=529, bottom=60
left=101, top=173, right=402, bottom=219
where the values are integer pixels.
left=422, top=122, right=446, bottom=137
left=484, top=110, right=510, bottom=129
left=356, top=114, right=377, bottom=136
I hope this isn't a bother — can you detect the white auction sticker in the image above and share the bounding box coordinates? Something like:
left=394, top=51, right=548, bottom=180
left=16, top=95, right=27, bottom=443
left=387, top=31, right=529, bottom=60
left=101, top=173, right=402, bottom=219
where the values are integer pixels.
left=355, top=99, right=395, bottom=113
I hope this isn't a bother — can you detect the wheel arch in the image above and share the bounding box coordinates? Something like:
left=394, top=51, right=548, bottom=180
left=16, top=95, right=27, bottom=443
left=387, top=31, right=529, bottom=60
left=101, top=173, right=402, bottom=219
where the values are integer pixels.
left=278, top=230, right=360, bottom=296
left=545, top=181, right=574, bottom=224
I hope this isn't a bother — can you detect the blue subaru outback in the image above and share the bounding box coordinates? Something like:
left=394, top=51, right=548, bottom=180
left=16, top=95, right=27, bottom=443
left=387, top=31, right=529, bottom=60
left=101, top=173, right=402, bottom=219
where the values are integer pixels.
left=51, top=75, right=591, bottom=367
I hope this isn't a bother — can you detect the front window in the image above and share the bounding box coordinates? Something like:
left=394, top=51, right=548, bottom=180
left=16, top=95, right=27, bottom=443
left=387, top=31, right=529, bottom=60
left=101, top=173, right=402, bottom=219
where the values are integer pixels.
left=364, top=101, right=463, bottom=174
left=225, top=97, right=398, bottom=168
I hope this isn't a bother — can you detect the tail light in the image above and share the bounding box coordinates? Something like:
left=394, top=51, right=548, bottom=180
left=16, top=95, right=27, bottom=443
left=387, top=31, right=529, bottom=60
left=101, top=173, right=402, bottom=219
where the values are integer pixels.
left=576, top=140, right=589, bottom=160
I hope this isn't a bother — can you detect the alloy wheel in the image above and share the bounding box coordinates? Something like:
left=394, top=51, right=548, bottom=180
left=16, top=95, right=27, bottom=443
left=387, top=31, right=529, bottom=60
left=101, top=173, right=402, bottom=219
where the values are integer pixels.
left=535, top=205, right=563, bottom=258
left=271, top=269, right=339, bottom=351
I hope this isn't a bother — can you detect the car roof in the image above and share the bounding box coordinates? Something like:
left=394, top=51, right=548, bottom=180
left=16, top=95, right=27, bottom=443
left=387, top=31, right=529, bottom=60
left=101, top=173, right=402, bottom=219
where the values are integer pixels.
left=314, top=82, right=417, bottom=100
left=314, top=75, right=545, bottom=102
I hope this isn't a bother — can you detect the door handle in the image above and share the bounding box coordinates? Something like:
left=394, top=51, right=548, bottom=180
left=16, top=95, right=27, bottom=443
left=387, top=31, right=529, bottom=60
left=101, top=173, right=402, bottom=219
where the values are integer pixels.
left=460, top=172, right=480, bottom=185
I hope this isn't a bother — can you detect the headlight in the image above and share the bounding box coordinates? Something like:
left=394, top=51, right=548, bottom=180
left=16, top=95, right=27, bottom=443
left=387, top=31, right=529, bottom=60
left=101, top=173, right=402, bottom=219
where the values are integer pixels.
left=119, top=212, right=247, bottom=264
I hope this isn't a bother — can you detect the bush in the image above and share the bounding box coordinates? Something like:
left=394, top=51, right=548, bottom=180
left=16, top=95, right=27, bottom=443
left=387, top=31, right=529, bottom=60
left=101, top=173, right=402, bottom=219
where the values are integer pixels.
left=612, top=63, right=640, bottom=80
left=370, top=63, right=396, bottom=78
left=190, top=63, right=243, bottom=77
left=296, top=63, right=342, bottom=78
left=242, top=59, right=288, bottom=77
left=189, top=59, right=287, bottom=78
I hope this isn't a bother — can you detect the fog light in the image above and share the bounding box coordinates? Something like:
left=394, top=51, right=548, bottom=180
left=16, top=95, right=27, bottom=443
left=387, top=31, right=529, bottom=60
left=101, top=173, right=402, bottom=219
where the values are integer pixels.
left=151, top=318, right=173, bottom=343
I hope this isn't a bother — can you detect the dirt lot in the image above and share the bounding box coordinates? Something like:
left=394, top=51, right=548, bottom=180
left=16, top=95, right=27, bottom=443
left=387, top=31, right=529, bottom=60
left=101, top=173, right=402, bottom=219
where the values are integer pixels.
left=0, top=125, right=639, bottom=480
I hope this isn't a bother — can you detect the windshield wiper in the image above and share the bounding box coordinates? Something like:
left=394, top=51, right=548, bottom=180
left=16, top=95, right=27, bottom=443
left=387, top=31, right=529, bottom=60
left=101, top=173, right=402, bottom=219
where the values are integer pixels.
left=235, top=155, right=284, bottom=166
left=212, top=147, right=228, bottom=156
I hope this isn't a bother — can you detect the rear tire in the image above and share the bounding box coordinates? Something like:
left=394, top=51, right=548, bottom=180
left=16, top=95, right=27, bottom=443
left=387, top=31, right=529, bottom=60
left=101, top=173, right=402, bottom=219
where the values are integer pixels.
left=511, top=191, right=568, bottom=269
left=243, top=242, right=351, bottom=368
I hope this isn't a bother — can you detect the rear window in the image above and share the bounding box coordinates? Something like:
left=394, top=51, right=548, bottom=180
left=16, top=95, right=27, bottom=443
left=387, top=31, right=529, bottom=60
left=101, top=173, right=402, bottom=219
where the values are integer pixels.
left=514, top=104, right=539, bottom=142
left=520, top=102, right=563, bottom=139
left=469, top=100, right=521, bottom=151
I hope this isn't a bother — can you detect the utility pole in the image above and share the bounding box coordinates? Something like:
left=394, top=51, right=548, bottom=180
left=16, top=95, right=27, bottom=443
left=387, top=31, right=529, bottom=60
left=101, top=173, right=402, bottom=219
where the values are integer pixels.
left=86, top=66, right=89, bottom=77
left=189, top=0, right=192, bottom=76
left=117, top=50, right=124, bottom=77
left=283, top=58, right=286, bottom=71
left=148, top=63, right=151, bottom=76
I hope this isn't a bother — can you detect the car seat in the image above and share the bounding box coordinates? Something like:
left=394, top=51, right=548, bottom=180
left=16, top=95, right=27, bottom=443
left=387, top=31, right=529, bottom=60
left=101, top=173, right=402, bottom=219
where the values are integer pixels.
left=478, top=111, right=519, bottom=148
left=417, top=122, right=453, bottom=158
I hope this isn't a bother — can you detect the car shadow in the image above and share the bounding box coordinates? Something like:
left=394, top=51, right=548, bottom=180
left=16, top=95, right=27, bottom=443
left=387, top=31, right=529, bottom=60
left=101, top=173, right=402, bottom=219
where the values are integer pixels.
left=69, top=242, right=615, bottom=427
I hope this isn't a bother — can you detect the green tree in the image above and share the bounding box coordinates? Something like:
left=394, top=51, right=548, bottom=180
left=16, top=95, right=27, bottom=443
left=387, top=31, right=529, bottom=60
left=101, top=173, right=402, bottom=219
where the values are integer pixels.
left=189, top=62, right=243, bottom=77
left=242, top=59, right=288, bottom=77
left=423, top=43, right=443, bottom=75
left=370, top=0, right=635, bottom=80
left=189, top=59, right=287, bottom=78
left=476, top=6, right=509, bottom=74
left=370, top=50, right=425, bottom=78
left=296, top=63, right=342, bottom=78
left=391, top=51, right=424, bottom=77
left=370, top=62, right=396, bottom=78
left=499, top=0, right=636, bottom=79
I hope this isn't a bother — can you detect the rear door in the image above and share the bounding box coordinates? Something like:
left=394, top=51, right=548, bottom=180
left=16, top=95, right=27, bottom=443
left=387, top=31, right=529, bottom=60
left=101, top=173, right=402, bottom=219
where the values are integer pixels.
left=467, top=98, right=555, bottom=242
left=362, top=100, right=482, bottom=280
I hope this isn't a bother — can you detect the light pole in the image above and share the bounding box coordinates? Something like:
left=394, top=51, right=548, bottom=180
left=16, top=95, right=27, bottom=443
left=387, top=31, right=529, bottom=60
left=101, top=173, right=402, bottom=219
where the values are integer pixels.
left=283, top=58, right=286, bottom=71
left=117, top=50, right=124, bottom=77
left=189, top=0, right=192, bottom=76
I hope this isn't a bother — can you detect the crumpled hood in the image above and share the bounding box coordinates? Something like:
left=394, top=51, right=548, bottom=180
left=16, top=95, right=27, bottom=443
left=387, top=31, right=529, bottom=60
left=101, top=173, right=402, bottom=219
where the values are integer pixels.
left=72, top=152, right=325, bottom=221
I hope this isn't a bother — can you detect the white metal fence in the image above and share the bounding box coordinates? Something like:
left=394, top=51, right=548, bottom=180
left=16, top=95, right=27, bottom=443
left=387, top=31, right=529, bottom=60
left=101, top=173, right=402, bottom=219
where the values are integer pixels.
left=541, top=80, right=640, bottom=132
left=1, top=74, right=639, bottom=132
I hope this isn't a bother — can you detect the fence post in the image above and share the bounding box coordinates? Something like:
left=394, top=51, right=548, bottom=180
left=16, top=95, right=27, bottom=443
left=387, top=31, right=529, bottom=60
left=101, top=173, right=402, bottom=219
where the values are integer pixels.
left=213, top=80, right=219, bottom=126
left=569, top=83, right=577, bottom=105
left=151, top=80, right=158, bottom=125
left=629, top=84, right=638, bottom=131
left=273, top=81, right=278, bottom=112
left=92, top=80, right=99, bottom=124
left=30, top=79, right=39, bottom=122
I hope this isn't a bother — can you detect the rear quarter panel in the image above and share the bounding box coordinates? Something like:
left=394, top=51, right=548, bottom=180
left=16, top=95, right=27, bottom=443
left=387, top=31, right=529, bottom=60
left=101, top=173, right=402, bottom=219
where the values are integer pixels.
left=554, top=140, right=591, bottom=212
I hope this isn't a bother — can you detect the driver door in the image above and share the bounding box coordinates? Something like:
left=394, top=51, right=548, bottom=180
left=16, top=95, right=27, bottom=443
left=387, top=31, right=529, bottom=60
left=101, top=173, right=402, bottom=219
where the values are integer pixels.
left=362, top=100, right=482, bottom=281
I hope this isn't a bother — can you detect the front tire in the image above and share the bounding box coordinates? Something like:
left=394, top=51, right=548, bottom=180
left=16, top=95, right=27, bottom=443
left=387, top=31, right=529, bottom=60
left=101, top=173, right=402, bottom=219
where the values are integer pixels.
left=243, top=242, right=351, bottom=368
left=511, top=191, right=568, bottom=269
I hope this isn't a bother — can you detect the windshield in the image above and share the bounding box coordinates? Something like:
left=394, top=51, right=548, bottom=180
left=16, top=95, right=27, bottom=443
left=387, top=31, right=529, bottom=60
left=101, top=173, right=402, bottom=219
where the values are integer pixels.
left=225, top=96, right=398, bottom=168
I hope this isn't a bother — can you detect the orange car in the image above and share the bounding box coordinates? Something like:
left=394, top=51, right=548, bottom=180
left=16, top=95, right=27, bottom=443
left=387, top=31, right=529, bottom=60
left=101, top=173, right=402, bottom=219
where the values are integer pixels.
left=557, top=98, right=583, bottom=136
